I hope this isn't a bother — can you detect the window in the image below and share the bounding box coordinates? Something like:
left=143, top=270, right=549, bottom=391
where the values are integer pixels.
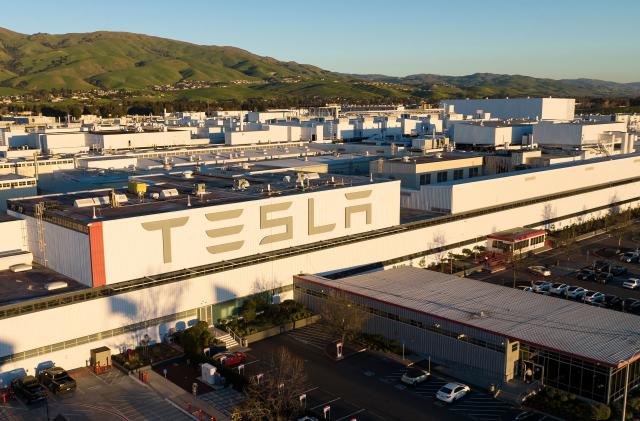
left=436, top=171, right=448, bottom=183
left=419, top=174, right=431, bottom=185
left=530, top=235, right=545, bottom=246
left=453, top=169, right=464, bottom=180
left=469, top=167, right=479, bottom=178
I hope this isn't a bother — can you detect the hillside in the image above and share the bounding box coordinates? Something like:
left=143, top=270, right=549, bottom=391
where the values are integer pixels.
left=0, top=27, right=639, bottom=103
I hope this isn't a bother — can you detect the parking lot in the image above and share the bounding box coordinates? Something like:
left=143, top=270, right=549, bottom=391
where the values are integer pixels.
left=467, top=229, right=640, bottom=313
left=0, top=367, right=192, bottom=421
left=249, top=323, right=522, bottom=421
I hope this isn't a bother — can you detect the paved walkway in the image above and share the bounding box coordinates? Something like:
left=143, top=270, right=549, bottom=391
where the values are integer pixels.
left=144, top=369, right=231, bottom=421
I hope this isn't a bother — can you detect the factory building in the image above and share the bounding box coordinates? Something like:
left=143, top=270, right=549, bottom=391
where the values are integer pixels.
left=370, top=154, right=483, bottom=189
left=533, top=120, right=635, bottom=153
left=400, top=153, right=640, bottom=214
left=294, top=267, right=640, bottom=404
left=441, top=98, right=575, bottom=121
left=451, top=120, right=535, bottom=148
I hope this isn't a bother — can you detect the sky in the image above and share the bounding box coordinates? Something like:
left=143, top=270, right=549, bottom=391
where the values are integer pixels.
left=1, top=0, right=639, bottom=82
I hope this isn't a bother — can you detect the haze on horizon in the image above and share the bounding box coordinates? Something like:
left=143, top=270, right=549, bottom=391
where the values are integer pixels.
left=2, top=0, right=639, bottom=83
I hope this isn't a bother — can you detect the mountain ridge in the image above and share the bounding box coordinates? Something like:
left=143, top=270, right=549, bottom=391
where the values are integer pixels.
left=1, top=27, right=639, bottom=100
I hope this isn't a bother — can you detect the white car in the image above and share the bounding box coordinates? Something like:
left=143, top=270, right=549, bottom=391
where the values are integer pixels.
left=548, top=283, right=568, bottom=295
left=401, top=368, right=431, bottom=386
left=436, top=382, right=470, bottom=403
left=531, top=280, right=552, bottom=292
left=566, top=286, right=587, bottom=300
left=584, top=291, right=605, bottom=304
left=528, top=266, right=551, bottom=277
left=623, top=278, right=640, bottom=290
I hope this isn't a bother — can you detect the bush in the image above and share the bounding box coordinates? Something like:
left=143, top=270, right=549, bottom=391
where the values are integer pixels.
left=226, top=300, right=312, bottom=337
left=180, top=321, right=212, bottom=358
left=525, top=387, right=612, bottom=421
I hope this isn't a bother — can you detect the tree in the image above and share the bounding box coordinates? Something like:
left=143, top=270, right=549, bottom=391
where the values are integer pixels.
left=181, top=321, right=212, bottom=358
left=232, top=347, right=307, bottom=421
left=319, top=288, right=370, bottom=345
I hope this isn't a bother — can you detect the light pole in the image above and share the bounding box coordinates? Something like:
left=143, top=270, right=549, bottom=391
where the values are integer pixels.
left=621, top=362, right=629, bottom=421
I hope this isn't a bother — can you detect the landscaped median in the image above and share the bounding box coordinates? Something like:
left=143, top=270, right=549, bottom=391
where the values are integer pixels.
left=221, top=298, right=318, bottom=345
left=112, top=342, right=184, bottom=372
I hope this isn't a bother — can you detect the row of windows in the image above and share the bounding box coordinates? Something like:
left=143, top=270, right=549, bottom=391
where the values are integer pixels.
left=295, top=285, right=505, bottom=354
left=0, top=308, right=198, bottom=365
left=0, top=181, right=36, bottom=189
left=419, top=167, right=481, bottom=185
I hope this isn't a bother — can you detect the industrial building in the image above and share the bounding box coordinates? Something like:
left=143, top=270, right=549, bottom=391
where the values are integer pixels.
left=293, top=267, right=640, bottom=404
left=441, top=98, right=576, bottom=121
left=370, top=153, right=483, bottom=189
left=451, top=120, right=535, bottom=148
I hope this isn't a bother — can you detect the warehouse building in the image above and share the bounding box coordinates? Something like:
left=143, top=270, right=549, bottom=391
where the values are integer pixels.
left=294, top=267, right=640, bottom=404
left=441, top=97, right=575, bottom=121
left=451, top=120, right=535, bottom=148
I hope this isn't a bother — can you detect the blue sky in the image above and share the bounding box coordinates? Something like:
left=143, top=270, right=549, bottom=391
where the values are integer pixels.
left=2, top=0, right=639, bottom=82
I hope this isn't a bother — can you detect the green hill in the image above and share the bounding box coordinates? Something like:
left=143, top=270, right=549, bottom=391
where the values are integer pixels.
left=1, top=27, right=638, bottom=103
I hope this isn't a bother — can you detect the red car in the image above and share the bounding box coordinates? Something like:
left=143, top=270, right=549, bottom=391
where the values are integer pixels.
left=214, top=352, right=246, bottom=367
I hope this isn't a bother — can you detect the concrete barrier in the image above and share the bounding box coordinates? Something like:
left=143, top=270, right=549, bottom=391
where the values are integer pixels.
left=242, top=315, right=320, bottom=345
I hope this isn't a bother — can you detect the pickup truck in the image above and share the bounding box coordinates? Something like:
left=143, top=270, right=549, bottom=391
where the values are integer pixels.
left=38, top=367, right=77, bottom=394
left=11, top=375, right=47, bottom=404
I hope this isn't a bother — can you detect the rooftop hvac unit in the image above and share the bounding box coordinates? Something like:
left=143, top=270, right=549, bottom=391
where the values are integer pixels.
left=182, top=171, right=194, bottom=179
left=194, top=183, right=206, bottom=195
left=159, top=189, right=179, bottom=199
left=305, top=172, right=320, bottom=180
left=45, top=281, right=68, bottom=291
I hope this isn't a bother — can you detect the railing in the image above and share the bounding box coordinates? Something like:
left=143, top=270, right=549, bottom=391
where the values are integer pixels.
left=224, top=326, right=248, bottom=348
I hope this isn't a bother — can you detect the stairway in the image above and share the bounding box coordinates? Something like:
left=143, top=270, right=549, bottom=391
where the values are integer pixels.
left=211, top=327, right=241, bottom=350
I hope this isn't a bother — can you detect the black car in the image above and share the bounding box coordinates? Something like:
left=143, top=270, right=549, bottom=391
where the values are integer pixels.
left=622, top=298, right=639, bottom=312
left=38, top=367, right=76, bottom=394
left=610, top=266, right=628, bottom=276
left=603, top=295, right=623, bottom=311
left=11, top=375, right=46, bottom=404
left=628, top=302, right=640, bottom=315
left=577, top=269, right=596, bottom=281
left=593, top=260, right=610, bottom=272
left=596, top=272, right=613, bottom=284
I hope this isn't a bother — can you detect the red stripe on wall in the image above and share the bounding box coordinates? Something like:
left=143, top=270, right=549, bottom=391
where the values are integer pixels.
left=88, top=222, right=106, bottom=287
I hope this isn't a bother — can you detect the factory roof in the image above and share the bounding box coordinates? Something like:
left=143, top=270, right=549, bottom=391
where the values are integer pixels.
left=8, top=171, right=388, bottom=225
left=0, top=263, right=87, bottom=305
left=386, top=153, right=482, bottom=165
left=297, top=267, right=640, bottom=367
left=486, top=227, right=545, bottom=242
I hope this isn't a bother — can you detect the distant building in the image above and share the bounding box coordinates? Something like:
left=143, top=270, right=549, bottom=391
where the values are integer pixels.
left=441, top=98, right=575, bottom=121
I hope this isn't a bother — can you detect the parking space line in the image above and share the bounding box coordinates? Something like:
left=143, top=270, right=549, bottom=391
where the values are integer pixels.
left=310, top=397, right=341, bottom=410
left=336, top=408, right=366, bottom=421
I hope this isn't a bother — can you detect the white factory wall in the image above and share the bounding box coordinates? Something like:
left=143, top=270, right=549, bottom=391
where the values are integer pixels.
left=16, top=216, right=93, bottom=286
left=452, top=124, right=533, bottom=146
left=76, top=157, right=138, bottom=170
left=41, top=132, right=90, bottom=154
left=441, top=98, right=575, bottom=120
left=534, top=121, right=627, bottom=146
left=402, top=155, right=640, bottom=213
left=0, top=219, right=25, bottom=253
left=100, top=181, right=401, bottom=284
left=2, top=178, right=639, bottom=375
left=92, top=130, right=208, bottom=150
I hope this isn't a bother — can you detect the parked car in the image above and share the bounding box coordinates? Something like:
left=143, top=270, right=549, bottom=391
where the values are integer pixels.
left=622, top=298, right=639, bottom=312
left=622, top=278, right=640, bottom=290
left=611, top=266, right=628, bottom=276
left=549, top=283, right=568, bottom=296
left=604, top=295, right=623, bottom=311
left=436, top=382, right=470, bottom=403
left=213, top=352, right=247, bottom=367
left=619, top=252, right=640, bottom=263
left=628, top=302, right=640, bottom=315
left=38, top=367, right=76, bottom=394
left=401, top=368, right=431, bottom=386
left=594, top=260, right=611, bottom=272
left=11, top=375, right=46, bottom=404
left=584, top=291, right=605, bottom=304
left=531, top=280, right=552, bottom=292
left=577, top=269, right=596, bottom=281
left=528, top=266, right=551, bottom=277
left=596, top=272, right=613, bottom=284
left=566, top=286, right=587, bottom=300
left=520, top=286, right=535, bottom=293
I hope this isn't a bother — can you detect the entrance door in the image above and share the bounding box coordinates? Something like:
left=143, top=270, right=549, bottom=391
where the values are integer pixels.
left=522, top=360, right=544, bottom=384
left=197, top=306, right=213, bottom=326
